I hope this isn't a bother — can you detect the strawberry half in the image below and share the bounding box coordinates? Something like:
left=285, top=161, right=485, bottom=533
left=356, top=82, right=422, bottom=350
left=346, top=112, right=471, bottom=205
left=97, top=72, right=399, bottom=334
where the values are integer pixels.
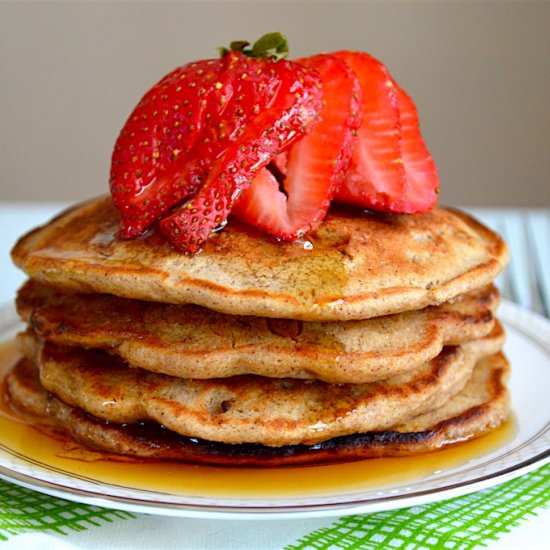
left=232, top=53, right=361, bottom=239
left=333, top=51, right=438, bottom=214
left=159, top=51, right=322, bottom=253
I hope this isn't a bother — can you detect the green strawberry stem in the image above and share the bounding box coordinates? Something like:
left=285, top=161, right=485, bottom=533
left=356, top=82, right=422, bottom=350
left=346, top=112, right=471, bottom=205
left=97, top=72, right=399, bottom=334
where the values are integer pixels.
left=219, top=32, right=289, bottom=61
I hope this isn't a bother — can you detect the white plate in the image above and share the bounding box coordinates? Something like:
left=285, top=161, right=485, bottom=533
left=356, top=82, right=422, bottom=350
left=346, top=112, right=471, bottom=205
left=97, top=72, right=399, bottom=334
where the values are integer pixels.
left=0, top=301, right=549, bottom=520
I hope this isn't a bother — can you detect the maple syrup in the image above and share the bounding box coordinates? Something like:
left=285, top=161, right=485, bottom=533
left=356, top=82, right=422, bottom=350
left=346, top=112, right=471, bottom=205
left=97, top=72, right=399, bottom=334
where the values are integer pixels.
left=0, top=339, right=515, bottom=498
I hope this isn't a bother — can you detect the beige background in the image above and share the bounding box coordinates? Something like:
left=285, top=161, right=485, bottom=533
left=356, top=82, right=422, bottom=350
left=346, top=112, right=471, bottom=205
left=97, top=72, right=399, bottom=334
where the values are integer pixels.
left=1, top=1, right=549, bottom=206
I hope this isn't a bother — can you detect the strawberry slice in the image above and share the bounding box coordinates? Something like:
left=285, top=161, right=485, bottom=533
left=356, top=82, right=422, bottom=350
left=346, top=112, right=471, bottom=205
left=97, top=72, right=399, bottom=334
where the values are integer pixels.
left=332, top=51, right=405, bottom=211
left=159, top=53, right=322, bottom=253
left=391, top=78, right=439, bottom=212
left=110, top=58, right=225, bottom=237
left=232, top=53, right=361, bottom=239
left=333, top=51, right=438, bottom=213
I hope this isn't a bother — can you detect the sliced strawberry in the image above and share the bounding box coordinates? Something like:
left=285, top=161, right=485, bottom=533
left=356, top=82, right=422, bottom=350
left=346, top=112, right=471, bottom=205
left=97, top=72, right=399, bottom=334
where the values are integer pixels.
left=332, top=51, right=405, bottom=211
left=232, top=54, right=361, bottom=239
left=391, top=78, right=439, bottom=212
left=333, top=51, right=438, bottom=213
left=110, top=59, right=225, bottom=237
left=111, top=37, right=439, bottom=254
left=159, top=55, right=322, bottom=253
left=110, top=37, right=305, bottom=241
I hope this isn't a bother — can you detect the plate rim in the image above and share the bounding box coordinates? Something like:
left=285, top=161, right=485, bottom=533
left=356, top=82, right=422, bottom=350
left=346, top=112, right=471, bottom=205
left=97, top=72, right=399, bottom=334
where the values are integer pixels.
left=0, top=300, right=549, bottom=519
left=1, top=446, right=548, bottom=520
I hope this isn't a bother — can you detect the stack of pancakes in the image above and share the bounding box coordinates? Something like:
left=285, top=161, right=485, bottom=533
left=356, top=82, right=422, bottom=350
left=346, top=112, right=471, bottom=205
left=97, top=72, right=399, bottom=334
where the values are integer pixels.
left=7, top=197, right=510, bottom=466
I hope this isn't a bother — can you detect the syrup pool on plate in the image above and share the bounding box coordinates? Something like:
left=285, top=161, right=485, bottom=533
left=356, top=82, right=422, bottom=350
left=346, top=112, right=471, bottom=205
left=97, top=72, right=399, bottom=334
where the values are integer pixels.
left=0, top=339, right=515, bottom=499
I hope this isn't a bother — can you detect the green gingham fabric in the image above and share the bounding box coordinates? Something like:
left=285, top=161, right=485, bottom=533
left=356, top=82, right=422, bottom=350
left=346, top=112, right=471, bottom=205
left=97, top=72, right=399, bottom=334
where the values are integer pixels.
left=0, top=479, right=134, bottom=541
left=0, top=464, right=548, bottom=546
left=286, top=463, right=550, bottom=550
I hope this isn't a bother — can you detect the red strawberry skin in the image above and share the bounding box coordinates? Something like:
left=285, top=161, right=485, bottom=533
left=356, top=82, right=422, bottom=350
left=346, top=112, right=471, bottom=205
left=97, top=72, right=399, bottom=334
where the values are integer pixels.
left=232, top=54, right=361, bottom=239
left=333, top=51, right=438, bottom=214
left=159, top=53, right=322, bottom=253
left=111, top=50, right=321, bottom=250
left=110, top=59, right=225, bottom=237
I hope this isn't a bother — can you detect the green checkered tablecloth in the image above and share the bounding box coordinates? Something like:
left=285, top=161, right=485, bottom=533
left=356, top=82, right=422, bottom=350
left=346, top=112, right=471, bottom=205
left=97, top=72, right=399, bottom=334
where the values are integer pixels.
left=1, top=464, right=548, bottom=548
left=0, top=479, right=133, bottom=541
left=287, top=464, right=550, bottom=550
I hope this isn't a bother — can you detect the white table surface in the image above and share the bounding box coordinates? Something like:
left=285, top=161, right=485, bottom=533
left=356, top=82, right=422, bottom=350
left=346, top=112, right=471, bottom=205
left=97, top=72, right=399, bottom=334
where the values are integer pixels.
left=0, top=202, right=548, bottom=550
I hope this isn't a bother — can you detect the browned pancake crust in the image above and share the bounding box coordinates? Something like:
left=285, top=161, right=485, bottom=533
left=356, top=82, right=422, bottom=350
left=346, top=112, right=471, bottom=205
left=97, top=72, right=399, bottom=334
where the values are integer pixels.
left=17, top=280, right=499, bottom=383
left=18, top=324, right=504, bottom=446
left=5, top=353, right=510, bottom=466
left=11, top=197, right=508, bottom=321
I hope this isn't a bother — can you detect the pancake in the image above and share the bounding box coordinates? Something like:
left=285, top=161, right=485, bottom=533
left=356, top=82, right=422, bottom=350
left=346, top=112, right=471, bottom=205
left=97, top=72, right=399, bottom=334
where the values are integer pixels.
left=11, top=197, right=509, bottom=321
left=5, top=352, right=510, bottom=466
left=17, top=323, right=504, bottom=446
left=17, top=280, right=499, bottom=383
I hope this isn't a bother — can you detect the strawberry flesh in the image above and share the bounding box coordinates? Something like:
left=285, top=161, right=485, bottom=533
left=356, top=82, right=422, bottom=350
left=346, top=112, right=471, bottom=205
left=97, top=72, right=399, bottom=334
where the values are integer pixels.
left=232, top=54, right=361, bottom=239
left=391, top=78, right=439, bottom=212
left=333, top=51, right=438, bottom=213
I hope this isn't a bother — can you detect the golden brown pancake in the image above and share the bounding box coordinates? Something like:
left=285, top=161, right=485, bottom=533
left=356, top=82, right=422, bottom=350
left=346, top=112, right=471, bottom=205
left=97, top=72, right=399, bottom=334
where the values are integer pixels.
left=17, top=324, right=504, bottom=446
left=5, top=352, right=510, bottom=466
left=11, top=197, right=509, bottom=321
left=17, top=280, right=499, bottom=383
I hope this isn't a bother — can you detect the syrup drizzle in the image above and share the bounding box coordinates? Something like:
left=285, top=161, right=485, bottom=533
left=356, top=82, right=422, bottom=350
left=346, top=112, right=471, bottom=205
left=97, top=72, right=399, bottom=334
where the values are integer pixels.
left=0, top=340, right=514, bottom=498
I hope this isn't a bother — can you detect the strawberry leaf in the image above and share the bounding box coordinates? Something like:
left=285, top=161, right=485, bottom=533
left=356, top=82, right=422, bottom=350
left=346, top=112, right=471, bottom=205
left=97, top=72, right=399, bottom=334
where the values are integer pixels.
left=251, top=32, right=288, bottom=60
left=219, top=32, right=288, bottom=61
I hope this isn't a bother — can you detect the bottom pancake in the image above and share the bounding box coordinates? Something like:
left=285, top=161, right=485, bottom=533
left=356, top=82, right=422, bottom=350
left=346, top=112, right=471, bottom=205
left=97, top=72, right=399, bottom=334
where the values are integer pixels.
left=5, top=353, right=510, bottom=467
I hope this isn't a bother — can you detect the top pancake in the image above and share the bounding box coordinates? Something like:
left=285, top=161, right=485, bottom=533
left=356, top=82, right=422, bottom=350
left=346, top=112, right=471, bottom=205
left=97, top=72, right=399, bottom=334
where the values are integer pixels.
left=12, top=196, right=508, bottom=321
